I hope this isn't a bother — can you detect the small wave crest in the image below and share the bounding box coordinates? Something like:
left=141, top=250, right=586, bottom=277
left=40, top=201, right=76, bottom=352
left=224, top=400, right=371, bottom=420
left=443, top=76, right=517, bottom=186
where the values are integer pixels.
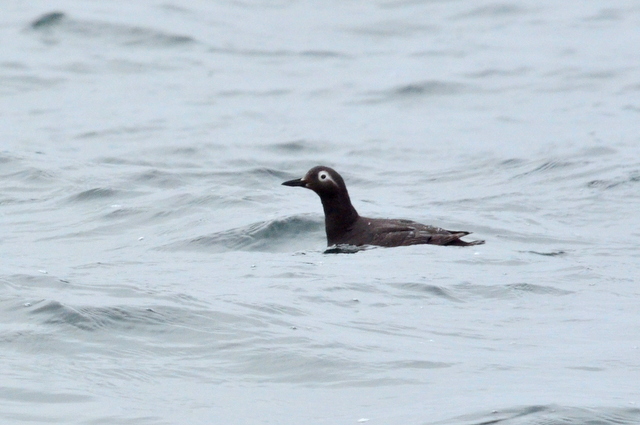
left=161, top=215, right=323, bottom=253
left=29, top=11, right=195, bottom=48
left=29, top=300, right=164, bottom=332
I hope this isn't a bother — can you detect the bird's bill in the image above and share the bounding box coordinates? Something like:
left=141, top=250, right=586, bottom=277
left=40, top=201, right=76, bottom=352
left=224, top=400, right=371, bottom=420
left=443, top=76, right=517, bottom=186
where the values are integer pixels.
left=282, top=178, right=307, bottom=187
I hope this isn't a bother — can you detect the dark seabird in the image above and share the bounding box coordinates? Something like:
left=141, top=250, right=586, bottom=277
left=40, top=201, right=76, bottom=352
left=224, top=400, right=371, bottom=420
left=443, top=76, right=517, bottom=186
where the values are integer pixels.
left=282, top=165, right=484, bottom=247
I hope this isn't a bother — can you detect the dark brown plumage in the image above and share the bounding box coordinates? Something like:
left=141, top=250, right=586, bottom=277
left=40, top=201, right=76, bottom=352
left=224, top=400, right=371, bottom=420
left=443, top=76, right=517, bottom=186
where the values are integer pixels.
left=282, top=165, right=484, bottom=247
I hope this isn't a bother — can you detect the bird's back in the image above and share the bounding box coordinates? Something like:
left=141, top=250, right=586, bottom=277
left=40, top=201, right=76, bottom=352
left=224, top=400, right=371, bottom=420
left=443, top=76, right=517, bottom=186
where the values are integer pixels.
left=331, top=217, right=483, bottom=247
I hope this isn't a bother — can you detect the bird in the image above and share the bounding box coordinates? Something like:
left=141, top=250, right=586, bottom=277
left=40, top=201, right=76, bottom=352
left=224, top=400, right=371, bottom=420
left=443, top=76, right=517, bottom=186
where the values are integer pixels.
left=282, top=165, right=484, bottom=248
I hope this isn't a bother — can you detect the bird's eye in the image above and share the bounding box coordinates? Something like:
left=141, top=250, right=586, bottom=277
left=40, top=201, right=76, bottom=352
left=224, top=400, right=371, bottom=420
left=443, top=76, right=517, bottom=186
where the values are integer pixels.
left=319, top=172, right=328, bottom=180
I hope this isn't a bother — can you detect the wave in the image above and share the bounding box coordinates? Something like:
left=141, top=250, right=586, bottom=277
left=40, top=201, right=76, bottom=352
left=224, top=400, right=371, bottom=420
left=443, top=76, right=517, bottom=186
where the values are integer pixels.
left=359, top=80, right=473, bottom=104
left=160, top=215, right=324, bottom=253
left=437, top=405, right=640, bottom=425
left=29, top=11, right=195, bottom=48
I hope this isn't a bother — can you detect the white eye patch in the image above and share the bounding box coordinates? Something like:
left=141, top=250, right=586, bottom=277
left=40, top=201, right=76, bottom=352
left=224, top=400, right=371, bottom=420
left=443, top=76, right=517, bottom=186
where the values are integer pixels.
left=317, top=170, right=337, bottom=186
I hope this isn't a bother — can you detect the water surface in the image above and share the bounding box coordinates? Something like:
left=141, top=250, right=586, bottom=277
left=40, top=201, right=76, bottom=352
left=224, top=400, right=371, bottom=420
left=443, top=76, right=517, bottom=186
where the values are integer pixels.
left=2, top=1, right=640, bottom=424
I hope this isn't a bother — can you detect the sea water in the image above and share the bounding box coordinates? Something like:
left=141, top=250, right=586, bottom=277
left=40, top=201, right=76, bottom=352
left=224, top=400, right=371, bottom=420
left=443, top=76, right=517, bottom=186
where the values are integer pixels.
left=2, top=1, right=640, bottom=424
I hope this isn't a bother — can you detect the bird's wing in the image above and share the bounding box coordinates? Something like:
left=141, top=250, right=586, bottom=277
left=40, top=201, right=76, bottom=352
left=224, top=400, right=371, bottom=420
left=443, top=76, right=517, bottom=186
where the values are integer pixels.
left=366, top=220, right=466, bottom=246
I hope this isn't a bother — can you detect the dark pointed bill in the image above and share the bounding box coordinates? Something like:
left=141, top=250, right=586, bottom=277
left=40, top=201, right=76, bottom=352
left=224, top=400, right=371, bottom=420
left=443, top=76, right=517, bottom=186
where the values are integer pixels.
left=282, top=178, right=307, bottom=187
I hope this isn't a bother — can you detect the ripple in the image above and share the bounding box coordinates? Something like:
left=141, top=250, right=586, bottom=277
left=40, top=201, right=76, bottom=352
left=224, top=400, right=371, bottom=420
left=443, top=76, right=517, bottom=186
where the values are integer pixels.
left=388, top=282, right=462, bottom=301
left=452, top=4, right=529, bottom=19
left=511, top=160, right=582, bottom=179
left=0, top=386, right=92, bottom=403
left=265, top=140, right=326, bottom=153
left=526, top=250, right=567, bottom=256
left=133, top=169, right=187, bottom=188
left=359, top=80, right=473, bottom=104
left=29, top=300, right=165, bottom=332
left=29, top=11, right=195, bottom=48
left=30, top=11, right=66, bottom=29
left=587, top=172, right=640, bottom=190
left=160, top=215, right=324, bottom=253
left=68, top=187, right=119, bottom=202
left=443, top=405, right=640, bottom=425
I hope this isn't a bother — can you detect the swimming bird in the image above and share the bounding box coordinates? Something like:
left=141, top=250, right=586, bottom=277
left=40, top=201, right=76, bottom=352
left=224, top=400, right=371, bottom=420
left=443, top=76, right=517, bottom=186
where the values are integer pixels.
left=282, top=165, right=484, bottom=247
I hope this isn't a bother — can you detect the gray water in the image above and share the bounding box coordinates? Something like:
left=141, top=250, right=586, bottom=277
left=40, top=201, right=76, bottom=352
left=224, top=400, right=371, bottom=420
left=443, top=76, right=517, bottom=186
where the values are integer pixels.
left=2, top=1, right=640, bottom=424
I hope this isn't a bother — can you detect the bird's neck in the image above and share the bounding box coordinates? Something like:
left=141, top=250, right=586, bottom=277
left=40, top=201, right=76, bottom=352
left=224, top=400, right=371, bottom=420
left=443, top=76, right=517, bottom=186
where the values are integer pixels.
left=320, top=192, right=359, bottom=244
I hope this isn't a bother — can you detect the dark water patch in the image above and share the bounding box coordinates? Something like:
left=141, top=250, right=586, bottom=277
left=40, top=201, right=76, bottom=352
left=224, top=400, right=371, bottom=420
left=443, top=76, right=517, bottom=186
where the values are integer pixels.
left=19, top=286, right=267, bottom=339
left=360, top=80, right=472, bottom=104
left=5, top=274, right=72, bottom=293
left=0, top=386, right=92, bottom=403
left=388, top=282, right=462, bottom=301
left=29, top=300, right=166, bottom=332
left=441, top=405, right=640, bottom=425
left=567, top=365, right=605, bottom=372
left=75, top=125, right=164, bottom=140
left=465, top=67, right=530, bottom=78
left=0, top=61, right=28, bottom=70
left=3, top=167, right=58, bottom=184
left=300, top=50, right=350, bottom=59
left=0, top=153, right=17, bottom=165
left=30, top=12, right=66, bottom=29
left=29, top=11, right=195, bottom=48
left=168, top=146, right=199, bottom=156
left=30, top=300, right=94, bottom=330
left=526, top=250, right=567, bottom=256
left=575, top=70, right=619, bottom=80
left=583, top=8, right=623, bottom=22
left=393, top=80, right=468, bottom=97
left=264, top=139, right=329, bottom=154
left=0, top=196, right=24, bottom=206
left=134, top=169, right=187, bottom=188
left=68, top=187, right=119, bottom=202
left=511, top=160, right=582, bottom=179
left=0, top=75, right=65, bottom=95
left=160, top=215, right=323, bottom=253
left=103, top=207, right=146, bottom=219
left=452, top=4, right=529, bottom=19
left=587, top=172, right=640, bottom=190
left=497, top=158, right=527, bottom=168
left=95, top=156, right=155, bottom=167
